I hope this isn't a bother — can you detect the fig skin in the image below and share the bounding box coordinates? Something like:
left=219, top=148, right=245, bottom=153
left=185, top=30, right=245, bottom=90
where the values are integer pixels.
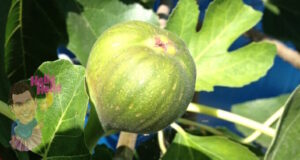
left=86, top=21, right=196, bottom=133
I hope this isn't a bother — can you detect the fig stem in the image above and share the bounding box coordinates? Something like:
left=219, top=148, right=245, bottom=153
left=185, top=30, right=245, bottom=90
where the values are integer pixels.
left=114, top=132, right=137, bottom=160
left=187, top=103, right=276, bottom=137
left=177, top=118, right=223, bottom=136
left=158, top=130, right=167, bottom=155
left=117, top=132, right=138, bottom=149
left=170, top=123, right=187, bottom=136
left=242, top=107, right=283, bottom=143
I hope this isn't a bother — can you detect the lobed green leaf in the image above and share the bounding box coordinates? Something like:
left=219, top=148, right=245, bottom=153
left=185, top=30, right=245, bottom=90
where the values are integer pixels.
left=167, top=0, right=276, bottom=91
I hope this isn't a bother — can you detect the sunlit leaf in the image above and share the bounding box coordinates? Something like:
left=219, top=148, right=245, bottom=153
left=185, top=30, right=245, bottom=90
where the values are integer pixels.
left=167, top=0, right=276, bottom=91
left=32, top=60, right=90, bottom=159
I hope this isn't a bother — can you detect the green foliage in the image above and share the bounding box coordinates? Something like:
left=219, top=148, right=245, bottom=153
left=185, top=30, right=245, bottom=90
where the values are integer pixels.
left=263, top=0, right=300, bottom=49
left=232, top=94, right=289, bottom=147
left=33, top=60, right=90, bottom=159
left=4, top=0, right=66, bottom=84
left=0, top=0, right=11, bottom=101
left=265, top=86, right=300, bottom=160
left=84, top=104, right=105, bottom=152
left=166, top=0, right=276, bottom=91
left=0, top=0, right=298, bottom=159
left=59, top=0, right=159, bottom=66
left=0, top=114, right=12, bottom=148
left=163, top=132, right=258, bottom=160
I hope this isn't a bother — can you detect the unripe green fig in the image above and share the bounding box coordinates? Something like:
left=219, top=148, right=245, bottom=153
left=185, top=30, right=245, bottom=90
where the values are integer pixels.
left=86, top=21, right=196, bottom=133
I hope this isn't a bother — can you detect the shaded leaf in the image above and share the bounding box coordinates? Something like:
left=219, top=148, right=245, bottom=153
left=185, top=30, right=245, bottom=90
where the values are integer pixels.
left=270, top=0, right=300, bottom=14
left=32, top=60, right=90, bottom=159
left=0, top=0, right=11, bottom=101
left=263, top=0, right=300, bottom=50
left=84, top=103, right=105, bottom=152
left=14, top=151, right=30, bottom=160
left=59, top=0, right=159, bottom=66
left=0, top=144, right=18, bottom=160
left=0, top=114, right=12, bottom=148
left=265, top=86, right=300, bottom=160
left=166, top=0, right=276, bottom=91
left=134, top=134, right=161, bottom=160
left=92, top=144, right=114, bottom=160
left=4, top=0, right=67, bottom=83
left=232, top=94, right=289, bottom=148
left=162, top=132, right=258, bottom=160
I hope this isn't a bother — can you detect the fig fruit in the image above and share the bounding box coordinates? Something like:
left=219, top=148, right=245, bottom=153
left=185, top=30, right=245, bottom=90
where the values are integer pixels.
left=86, top=21, right=196, bottom=133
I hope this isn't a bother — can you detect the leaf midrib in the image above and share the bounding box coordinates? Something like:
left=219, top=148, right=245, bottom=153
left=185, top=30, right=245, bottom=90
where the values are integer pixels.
left=194, top=5, right=243, bottom=62
left=19, top=0, right=26, bottom=77
left=42, top=67, right=83, bottom=159
left=73, top=0, right=97, bottom=38
left=5, top=0, right=64, bottom=78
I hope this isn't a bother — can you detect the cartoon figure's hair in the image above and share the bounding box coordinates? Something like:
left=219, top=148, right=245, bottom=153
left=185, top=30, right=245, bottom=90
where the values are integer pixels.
left=9, top=81, right=35, bottom=105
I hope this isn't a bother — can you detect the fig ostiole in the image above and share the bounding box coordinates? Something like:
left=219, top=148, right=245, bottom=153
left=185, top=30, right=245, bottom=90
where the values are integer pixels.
left=86, top=21, right=196, bottom=133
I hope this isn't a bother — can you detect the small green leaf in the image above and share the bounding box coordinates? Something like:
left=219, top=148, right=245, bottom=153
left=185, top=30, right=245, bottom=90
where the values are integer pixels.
left=265, top=86, right=300, bottom=160
left=4, top=0, right=66, bottom=83
left=166, top=0, right=276, bottom=91
left=32, top=60, right=90, bottom=159
left=60, top=0, right=159, bottom=66
left=232, top=94, right=289, bottom=148
left=162, top=132, right=258, bottom=160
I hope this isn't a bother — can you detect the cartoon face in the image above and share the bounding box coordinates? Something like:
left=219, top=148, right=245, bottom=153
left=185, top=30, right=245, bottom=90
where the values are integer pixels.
left=12, top=91, right=37, bottom=124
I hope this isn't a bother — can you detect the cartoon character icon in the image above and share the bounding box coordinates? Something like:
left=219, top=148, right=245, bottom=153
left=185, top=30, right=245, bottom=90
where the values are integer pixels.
left=9, top=81, right=42, bottom=151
